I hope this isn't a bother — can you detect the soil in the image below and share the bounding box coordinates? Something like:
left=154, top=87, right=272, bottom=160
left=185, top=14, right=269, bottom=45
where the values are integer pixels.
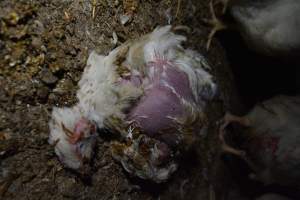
left=0, top=0, right=244, bottom=199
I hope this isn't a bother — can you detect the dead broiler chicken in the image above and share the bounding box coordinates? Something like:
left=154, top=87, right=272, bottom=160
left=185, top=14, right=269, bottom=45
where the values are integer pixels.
left=49, top=26, right=217, bottom=182
left=220, top=95, right=300, bottom=188
left=204, top=0, right=300, bottom=57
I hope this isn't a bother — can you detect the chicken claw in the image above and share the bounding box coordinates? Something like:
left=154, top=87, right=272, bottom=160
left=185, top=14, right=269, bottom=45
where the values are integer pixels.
left=219, top=128, right=246, bottom=158
left=220, top=112, right=251, bottom=131
left=219, top=112, right=250, bottom=158
left=203, top=0, right=227, bottom=50
left=219, top=112, right=261, bottom=173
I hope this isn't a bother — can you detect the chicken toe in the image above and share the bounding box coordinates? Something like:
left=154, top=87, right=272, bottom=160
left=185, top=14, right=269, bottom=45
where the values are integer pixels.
left=203, top=0, right=227, bottom=50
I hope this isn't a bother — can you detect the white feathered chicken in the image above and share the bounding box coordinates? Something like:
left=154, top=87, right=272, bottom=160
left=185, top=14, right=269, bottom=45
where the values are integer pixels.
left=205, top=0, right=300, bottom=57
left=49, top=26, right=217, bottom=182
left=220, top=95, right=300, bottom=188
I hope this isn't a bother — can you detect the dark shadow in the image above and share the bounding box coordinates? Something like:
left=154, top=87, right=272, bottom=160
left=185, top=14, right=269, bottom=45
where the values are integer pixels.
left=215, top=30, right=300, bottom=199
left=125, top=170, right=169, bottom=197
left=221, top=154, right=263, bottom=198
left=218, top=31, right=300, bottom=108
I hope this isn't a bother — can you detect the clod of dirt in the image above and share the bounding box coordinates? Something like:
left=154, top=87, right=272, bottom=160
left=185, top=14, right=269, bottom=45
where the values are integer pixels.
left=39, top=68, right=58, bottom=85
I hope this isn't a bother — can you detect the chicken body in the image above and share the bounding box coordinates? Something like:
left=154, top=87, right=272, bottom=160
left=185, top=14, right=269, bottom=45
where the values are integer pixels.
left=220, top=95, right=300, bottom=187
left=49, top=26, right=217, bottom=182
left=230, top=0, right=300, bottom=56
left=108, top=26, right=217, bottom=182
left=207, top=0, right=300, bottom=56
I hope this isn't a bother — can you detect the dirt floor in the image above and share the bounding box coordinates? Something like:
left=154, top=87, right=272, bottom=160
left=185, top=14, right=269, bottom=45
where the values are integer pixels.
left=0, top=0, right=245, bottom=199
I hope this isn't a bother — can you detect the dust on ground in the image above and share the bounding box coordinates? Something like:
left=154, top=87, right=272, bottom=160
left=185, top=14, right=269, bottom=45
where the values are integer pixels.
left=0, top=0, right=241, bottom=199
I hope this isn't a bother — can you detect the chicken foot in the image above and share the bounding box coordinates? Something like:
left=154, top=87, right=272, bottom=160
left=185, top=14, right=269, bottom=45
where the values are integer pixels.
left=203, top=0, right=227, bottom=50
left=219, top=112, right=261, bottom=174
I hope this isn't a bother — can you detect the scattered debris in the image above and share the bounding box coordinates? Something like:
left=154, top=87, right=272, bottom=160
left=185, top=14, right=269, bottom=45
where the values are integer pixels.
left=92, top=0, right=97, bottom=19
left=64, top=11, right=70, bottom=21
left=39, top=68, right=58, bottom=85
left=0, top=133, right=11, bottom=141
left=119, top=14, right=131, bottom=25
left=112, top=31, right=118, bottom=45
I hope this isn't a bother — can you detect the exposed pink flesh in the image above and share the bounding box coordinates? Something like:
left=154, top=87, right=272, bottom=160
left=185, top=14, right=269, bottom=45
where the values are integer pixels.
left=129, top=84, right=183, bottom=136
left=72, top=118, right=95, bottom=143
left=127, top=59, right=196, bottom=141
left=74, top=118, right=89, bottom=135
left=119, top=74, right=143, bottom=87
left=155, top=141, right=171, bottom=163
left=148, top=61, right=194, bottom=101
left=66, top=133, right=80, bottom=144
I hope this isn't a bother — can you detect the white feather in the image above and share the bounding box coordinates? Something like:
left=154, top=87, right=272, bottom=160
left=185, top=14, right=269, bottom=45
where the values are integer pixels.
left=77, top=50, right=119, bottom=126
left=48, top=106, right=83, bottom=169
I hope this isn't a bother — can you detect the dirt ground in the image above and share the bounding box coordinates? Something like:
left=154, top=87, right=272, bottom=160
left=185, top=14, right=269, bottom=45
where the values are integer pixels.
left=0, top=0, right=243, bottom=199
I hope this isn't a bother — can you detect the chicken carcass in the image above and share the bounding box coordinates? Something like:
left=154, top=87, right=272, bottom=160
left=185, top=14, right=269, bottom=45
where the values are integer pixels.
left=49, top=26, right=217, bottom=182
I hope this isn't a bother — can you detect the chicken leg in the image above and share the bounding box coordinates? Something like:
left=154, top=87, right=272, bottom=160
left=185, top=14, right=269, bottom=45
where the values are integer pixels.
left=219, top=112, right=261, bottom=173
left=219, top=112, right=251, bottom=157
left=204, top=0, right=227, bottom=50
